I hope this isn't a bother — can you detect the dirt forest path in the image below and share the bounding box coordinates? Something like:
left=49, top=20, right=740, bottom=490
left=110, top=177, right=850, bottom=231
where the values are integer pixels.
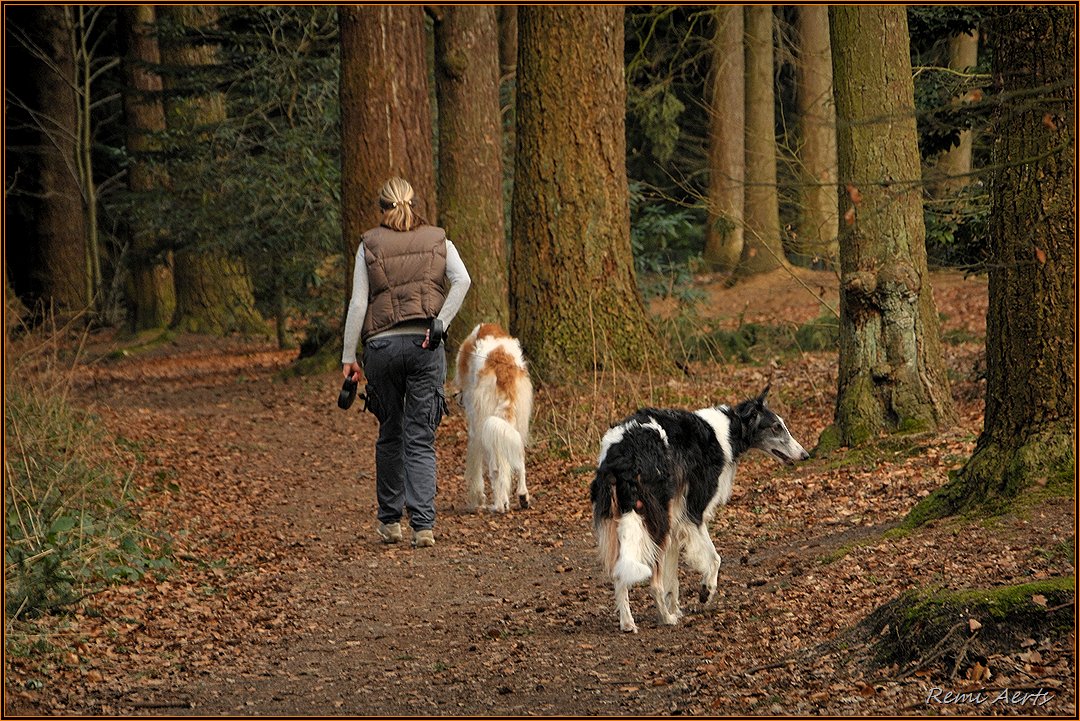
left=9, top=271, right=1073, bottom=716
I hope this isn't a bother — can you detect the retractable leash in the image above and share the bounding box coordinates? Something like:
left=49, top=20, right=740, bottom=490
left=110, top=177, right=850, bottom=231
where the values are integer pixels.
left=337, top=377, right=367, bottom=411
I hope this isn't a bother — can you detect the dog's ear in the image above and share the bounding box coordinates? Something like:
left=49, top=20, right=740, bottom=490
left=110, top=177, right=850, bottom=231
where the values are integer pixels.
left=756, top=383, right=771, bottom=406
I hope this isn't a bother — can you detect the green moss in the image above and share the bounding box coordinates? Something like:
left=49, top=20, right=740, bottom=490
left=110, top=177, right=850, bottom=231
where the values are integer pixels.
left=905, top=427, right=1074, bottom=527
left=897, top=415, right=932, bottom=434
left=813, top=424, right=843, bottom=457
left=864, top=577, right=1075, bottom=667
left=906, top=578, right=1074, bottom=621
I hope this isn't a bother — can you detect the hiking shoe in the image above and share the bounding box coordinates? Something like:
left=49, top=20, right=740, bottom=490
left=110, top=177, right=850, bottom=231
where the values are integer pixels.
left=412, top=529, right=435, bottom=548
left=377, top=522, right=402, bottom=544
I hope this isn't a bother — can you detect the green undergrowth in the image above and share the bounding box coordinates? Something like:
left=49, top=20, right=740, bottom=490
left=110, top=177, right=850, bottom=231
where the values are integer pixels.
left=662, top=309, right=838, bottom=366
left=5, top=339, right=173, bottom=638
left=863, top=577, right=1075, bottom=668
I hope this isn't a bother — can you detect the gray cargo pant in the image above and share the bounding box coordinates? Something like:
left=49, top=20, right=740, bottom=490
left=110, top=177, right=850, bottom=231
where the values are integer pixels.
left=362, top=334, right=447, bottom=531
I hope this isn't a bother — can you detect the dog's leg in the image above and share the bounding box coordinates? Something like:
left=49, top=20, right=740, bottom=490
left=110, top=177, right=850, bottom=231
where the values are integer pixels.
left=464, top=435, right=486, bottom=510
left=489, top=451, right=511, bottom=513
left=651, top=552, right=679, bottom=626
left=662, top=540, right=683, bottom=620
left=684, top=524, right=722, bottom=606
left=615, top=580, right=638, bottom=633
left=515, top=459, right=529, bottom=510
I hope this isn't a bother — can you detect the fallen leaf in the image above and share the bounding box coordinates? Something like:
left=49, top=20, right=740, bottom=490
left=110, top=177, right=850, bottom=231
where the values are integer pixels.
left=1032, top=594, right=1048, bottom=607
left=1034, top=247, right=1047, bottom=264
left=845, top=184, right=863, bottom=205
left=968, top=618, right=982, bottom=632
left=843, top=206, right=856, bottom=226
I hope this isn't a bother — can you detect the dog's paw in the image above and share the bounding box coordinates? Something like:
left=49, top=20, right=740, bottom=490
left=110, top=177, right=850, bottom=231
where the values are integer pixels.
left=490, top=500, right=510, bottom=514
left=518, top=493, right=530, bottom=510
left=619, top=621, right=639, bottom=633
left=699, top=584, right=717, bottom=605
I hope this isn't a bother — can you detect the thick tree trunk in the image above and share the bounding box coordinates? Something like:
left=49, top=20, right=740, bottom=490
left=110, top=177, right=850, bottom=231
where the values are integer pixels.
left=435, top=6, right=508, bottom=343
left=739, top=5, right=786, bottom=276
left=30, top=6, right=89, bottom=312
left=794, top=5, right=839, bottom=266
left=930, top=30, right=979, bottom=199
left=909, top=7, right=1074, bottom=524
left=702, top=6, right=745, bottom=273
left=339, top=5, right=436, bottom=258
left=119, top=5, right=175, bottom=331
left=160, top=5, right=264, bottom=335
left=823, top=6, right=955, bottom=448
left=511, top=6, right=670, bottom=377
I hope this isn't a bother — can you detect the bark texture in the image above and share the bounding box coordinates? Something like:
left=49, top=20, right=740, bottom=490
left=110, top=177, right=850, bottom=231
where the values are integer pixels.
left=909, top=7, right=1074, bottom=524
left=339, top=5, right=436, bottom=257
left=120, top=4, right=175, bottom=330
left=29, top=6, right=89, bottom=311
left=510, top=6, right=670, bottom=377
left=702, top=6, right=745, bottom=273
left=794, top=5, right=839, bottom=266
left=435, top=6, right=508, bottom=342
left=160, top=5, right=264, bottom=335
left=739, top=5, right=786, bottom=276
left=825, top=6, right=955, bottom=448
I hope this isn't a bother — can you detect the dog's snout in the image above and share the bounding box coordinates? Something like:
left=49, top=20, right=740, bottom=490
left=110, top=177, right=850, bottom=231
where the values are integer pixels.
left=799, top=449, right=810, bottom=461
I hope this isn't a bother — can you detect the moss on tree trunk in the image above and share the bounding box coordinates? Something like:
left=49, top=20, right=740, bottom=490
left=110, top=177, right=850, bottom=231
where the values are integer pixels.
left=510, top=6, right=671, bottom=378
left=434, top=6, right=508, bottom=346
left=825, top=6, right=955, bottom=448
left=908, top=6, right=1074, bottom=526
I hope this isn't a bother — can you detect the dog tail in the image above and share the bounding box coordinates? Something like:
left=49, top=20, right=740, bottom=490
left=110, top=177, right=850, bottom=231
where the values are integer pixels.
left=591, top=450, right=656, bottom=587
left=613, top=513, right=656, bottom=585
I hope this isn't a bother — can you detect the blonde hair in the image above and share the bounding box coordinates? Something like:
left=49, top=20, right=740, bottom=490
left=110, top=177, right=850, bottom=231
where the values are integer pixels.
left=379, top=177, right=426, bottom=232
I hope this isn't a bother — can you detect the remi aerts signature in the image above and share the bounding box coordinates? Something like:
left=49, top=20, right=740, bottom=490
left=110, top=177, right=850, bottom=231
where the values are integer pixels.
left=925, top=686, right=1054, bottom=708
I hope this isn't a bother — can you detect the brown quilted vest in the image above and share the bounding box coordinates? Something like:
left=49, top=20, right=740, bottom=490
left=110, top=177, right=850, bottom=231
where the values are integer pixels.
left=361, top=225, right=448, bottom=342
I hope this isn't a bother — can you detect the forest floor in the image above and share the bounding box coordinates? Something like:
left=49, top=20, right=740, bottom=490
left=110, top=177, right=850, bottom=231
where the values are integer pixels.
left=4, top=268, right=1075, bottom=716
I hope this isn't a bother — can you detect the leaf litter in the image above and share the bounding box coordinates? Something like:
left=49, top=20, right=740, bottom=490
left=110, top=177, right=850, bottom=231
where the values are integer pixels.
left=4, top=271, right=1073, bottom=716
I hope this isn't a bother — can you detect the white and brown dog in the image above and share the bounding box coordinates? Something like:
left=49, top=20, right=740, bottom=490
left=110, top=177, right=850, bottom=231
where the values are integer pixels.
left=454, top=323, right=533, bottom=513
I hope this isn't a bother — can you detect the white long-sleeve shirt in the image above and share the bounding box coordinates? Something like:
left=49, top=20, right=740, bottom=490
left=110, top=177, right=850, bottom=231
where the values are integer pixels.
left=341, top=239, right=471, bottom=365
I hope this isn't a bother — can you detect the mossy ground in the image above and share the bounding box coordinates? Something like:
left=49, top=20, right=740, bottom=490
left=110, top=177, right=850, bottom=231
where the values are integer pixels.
left=863, top=577, right=1075, bottom=668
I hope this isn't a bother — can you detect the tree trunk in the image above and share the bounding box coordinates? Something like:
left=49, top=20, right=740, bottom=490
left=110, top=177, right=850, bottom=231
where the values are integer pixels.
left=434, top=6, right=508, bottom=343
left=739, top=5, right=786, bottom=276
left=794, top=5, right=839, bottom=266
left=930, top=30, right=979, bottom=199
left=159, top=5, right=264, bottom=335
left=28, top=6, right=89, bottom=312
left=510, top=6, right=670, bottom=377
left=702, top=6, right=745, bottom=273
left=497, top=5, right=517, bottom=79
left=908, top=7, right=1074, bottom=525
left=823, top=6, right=955, bottom=448
left=339, top=5, right=436, bottom=258
left=119, top=4, right=175, bottom=331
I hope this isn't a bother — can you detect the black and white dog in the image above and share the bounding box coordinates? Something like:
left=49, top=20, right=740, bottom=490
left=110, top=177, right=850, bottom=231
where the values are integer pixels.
left=590, top=386, right=810, bottom=632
